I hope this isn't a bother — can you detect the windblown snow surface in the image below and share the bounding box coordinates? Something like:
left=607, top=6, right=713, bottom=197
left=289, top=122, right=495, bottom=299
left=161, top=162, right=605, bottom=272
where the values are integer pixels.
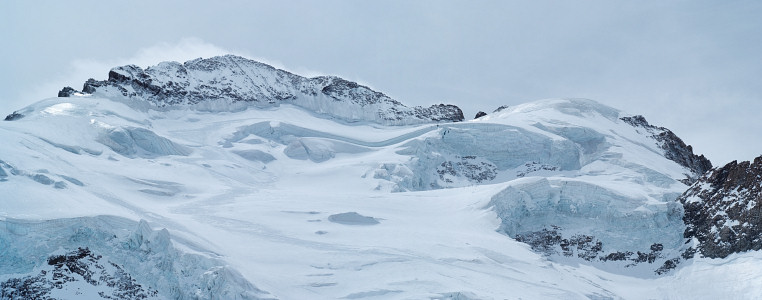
left=1, top=96, right=760, bottom=299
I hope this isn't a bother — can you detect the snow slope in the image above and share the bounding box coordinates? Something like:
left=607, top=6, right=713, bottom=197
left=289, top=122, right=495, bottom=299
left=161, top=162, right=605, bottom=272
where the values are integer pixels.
left=0, top=92, right=758, bottom=299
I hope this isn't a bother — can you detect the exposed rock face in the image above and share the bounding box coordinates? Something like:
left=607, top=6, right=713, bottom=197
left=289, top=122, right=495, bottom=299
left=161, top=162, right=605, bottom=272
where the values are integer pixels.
left=416, top=104, right=464, bottom=122
left=69, top=55, right=464, bottom=125
left=437, top=155, right=498, bottom=184
left=493, top=105, right=509, bottom=113
left=515, top=225, right=691, bottom=275
left=514, top=226, right=604, bottom=261
left=680, top=156, right=762, bottom=258
left=620, top=115, right=712, bottom=182
left=1, top=248, right=159, bottom=300
left=4, top=111, right=23, bottom=121
left=515, top=162, right=558, bottom=178
left=58, top=86, right=78, bottom=97
left=474, top=111, right=487, bottom=119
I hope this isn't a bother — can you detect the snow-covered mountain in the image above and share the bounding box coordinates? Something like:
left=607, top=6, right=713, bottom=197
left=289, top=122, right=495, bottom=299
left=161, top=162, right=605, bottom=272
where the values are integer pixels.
left=1, top=56, right=761, bottom=299
left=58, top=55, right=464, bottom=125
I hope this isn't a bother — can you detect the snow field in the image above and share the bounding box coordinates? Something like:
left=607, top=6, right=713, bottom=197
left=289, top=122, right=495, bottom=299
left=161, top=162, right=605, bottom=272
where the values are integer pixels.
left=1, top=96, right=759, bottom=299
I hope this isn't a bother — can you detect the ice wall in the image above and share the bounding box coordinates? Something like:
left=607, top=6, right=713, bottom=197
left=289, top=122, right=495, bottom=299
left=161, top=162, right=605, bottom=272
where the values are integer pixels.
left=387, top=123, right=581, bottom=191
left=488, top=177, right=688, bottom=275
left=98, top=126, right=192, bottom=158
left=0, top=216, right=270, bottom=299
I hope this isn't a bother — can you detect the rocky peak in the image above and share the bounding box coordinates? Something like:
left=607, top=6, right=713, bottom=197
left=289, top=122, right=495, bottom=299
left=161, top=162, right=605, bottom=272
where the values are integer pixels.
left=3, top=111, right=23, bottom=121
left=493, top=105, right=510, bottom=113
left=57, top=86, right=78, bottom=97
left=680, top=155, right=762, bottom=258
left=621, top=115, right=712, bottom=182
left=62, top=55, right=464, bottom=125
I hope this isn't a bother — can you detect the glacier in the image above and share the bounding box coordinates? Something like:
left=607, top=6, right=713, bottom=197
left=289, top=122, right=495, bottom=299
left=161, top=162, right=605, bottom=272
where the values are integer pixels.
left=1, top=59, right=759, bottom=299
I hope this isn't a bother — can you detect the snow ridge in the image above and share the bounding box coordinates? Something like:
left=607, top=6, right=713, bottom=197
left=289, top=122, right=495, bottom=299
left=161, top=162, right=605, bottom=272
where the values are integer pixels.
left=620, top=115, right=712, bottom=183
left=62, top=55, right=464, bottom=125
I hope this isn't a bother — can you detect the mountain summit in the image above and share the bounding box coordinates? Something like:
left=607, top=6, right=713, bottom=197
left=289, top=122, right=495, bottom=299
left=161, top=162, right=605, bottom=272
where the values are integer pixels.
left=59, top=55, right=464, bottom=125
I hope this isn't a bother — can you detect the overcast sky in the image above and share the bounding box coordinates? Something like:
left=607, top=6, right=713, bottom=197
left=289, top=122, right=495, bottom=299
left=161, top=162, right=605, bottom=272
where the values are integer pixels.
left=1, top=0, right=760, bottom=166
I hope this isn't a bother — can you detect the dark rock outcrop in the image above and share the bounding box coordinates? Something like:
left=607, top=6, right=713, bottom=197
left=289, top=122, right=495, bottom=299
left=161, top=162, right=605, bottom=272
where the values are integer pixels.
left=58, top=86, right=78, bottom=97
left=515, top=226, right=604, bottom=261
left=680, top=155, right=762, bottom=258
left=515, top=225, right=683, bottom=274
left=474, top=111, right=487, bottom=119
left=620, top=115, right=712, bottom=181
left=436, top=155, right=497, bottom=184
left=4, top=111, right=23, bottom=121
left=417, top=104, right=464, bottom=122
left=493, top=105, right=510, bottom=113
left=1, top=247, right=159, bottom=300
left=72, top=55, right=464, bottom=124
